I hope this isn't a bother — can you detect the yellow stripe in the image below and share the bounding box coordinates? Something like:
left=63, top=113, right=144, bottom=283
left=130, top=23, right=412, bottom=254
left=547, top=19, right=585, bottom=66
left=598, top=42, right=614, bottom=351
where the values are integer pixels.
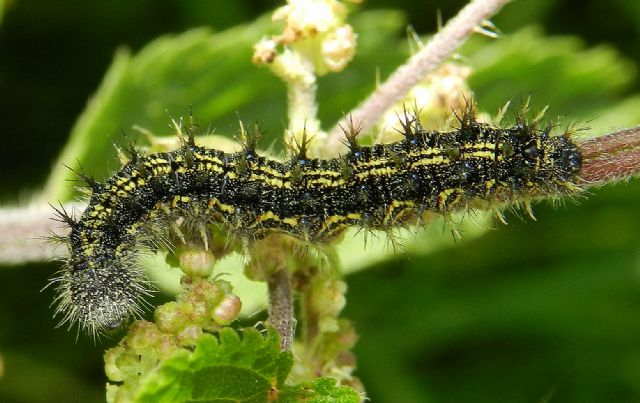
left=411, top=155, right=448, bottom=167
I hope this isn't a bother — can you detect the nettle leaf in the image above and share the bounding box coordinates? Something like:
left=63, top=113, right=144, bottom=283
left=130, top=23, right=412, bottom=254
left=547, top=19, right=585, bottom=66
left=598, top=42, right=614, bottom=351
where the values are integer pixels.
left=135, top=328, right=285, bottom=402
left=135, top=328, right=358, bottom=403
left=277, top=378, right=361, bottom=403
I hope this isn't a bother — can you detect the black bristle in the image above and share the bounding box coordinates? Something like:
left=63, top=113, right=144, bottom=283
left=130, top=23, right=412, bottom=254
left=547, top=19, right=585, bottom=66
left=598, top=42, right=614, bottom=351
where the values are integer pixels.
left=62, top=163, right=102, bottom=193
left=186, top=106, right=197, bottom=147
left=124, top=144, right=141, bottom=163
left=239, top=121, right=262, bottom=155
left=291, top=127, right=312, bottom=164
left=50, top=203, right=77, bottom=228
left=338, top=114, right=362, bottom=152
left=454, top=98, right=476, bottom=131
left=396, top=104, right=419, bottom=141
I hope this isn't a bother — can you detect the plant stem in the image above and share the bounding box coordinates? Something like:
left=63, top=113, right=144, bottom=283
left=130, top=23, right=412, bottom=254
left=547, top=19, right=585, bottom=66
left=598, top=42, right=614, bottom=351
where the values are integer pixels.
left=286, top=56, right=320, bottom=138
left=267, top=268, right=295, bottom=351
left=0, top=203, right=81, bottom=264
left=578, top=127, right=640, bottom=184
left=325, top=0, right=511, bottom=153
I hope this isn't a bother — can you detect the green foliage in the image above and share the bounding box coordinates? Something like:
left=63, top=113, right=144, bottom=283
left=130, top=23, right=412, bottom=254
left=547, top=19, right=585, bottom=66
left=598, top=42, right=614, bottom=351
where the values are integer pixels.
left=133, top=328, right=358, bottom=403
left=135, top=328, right=287, bottom=402
left=277, top=378, right=361, bottom=403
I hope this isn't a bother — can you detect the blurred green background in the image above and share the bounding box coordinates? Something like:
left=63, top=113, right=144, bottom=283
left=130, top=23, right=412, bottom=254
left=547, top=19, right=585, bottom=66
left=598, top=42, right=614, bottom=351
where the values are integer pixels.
left=1, top=0, right=640, bottom=402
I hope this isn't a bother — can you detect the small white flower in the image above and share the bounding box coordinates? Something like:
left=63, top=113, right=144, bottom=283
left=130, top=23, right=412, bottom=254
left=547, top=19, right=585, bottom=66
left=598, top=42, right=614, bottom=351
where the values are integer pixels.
left=322, top=25, right=357, bottom=72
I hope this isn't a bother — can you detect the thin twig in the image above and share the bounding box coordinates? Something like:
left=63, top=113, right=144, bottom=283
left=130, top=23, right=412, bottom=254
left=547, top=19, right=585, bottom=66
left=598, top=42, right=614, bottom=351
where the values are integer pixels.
left=325, top=0, right=511, bottom=153
left=578, top=126, right=640, bottom=184
left=0, top=203, right=82, bottom=264
left=267, top=268, right=295, bottom=351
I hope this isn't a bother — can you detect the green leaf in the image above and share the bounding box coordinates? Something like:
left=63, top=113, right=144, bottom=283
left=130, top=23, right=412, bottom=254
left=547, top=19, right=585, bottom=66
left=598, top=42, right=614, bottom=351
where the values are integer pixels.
left=134, top=328, right=358, bottom=403
left=277, top=378, right=361, bottom=403
left=135, top=328, right=289, bottom=402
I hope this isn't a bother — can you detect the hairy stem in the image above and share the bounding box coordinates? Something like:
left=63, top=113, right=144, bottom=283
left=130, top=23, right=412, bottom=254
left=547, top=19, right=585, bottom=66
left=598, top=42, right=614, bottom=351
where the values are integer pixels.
left=269, top=50, right=322, bottom=150
left=578, top=127, right=640, bottom=185
left=267, top=268, right=295, bottom=351
left=325, top=0, right=510, bottom=153
left=0, top=203, right=82, bottom=264
left=286, top=57, right=320, bottom=137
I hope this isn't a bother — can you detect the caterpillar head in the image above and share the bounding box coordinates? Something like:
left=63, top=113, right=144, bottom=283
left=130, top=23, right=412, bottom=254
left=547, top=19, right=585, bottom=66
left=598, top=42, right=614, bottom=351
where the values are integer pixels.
left=497, top=126, right=582, bottom=191
left=549, top=136, right=582, bottom=180
left=51, top=250, right=150, bottom=338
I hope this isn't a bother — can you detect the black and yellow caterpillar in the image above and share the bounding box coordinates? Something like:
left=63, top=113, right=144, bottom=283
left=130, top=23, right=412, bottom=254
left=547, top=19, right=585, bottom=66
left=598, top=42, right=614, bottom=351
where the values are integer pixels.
left=51, top=114, right=583, bottom=336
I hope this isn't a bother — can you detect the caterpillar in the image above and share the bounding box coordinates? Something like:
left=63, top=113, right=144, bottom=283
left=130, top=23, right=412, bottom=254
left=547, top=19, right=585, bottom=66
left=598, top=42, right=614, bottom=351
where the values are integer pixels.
left=50, top=110, right=583, bottom=336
